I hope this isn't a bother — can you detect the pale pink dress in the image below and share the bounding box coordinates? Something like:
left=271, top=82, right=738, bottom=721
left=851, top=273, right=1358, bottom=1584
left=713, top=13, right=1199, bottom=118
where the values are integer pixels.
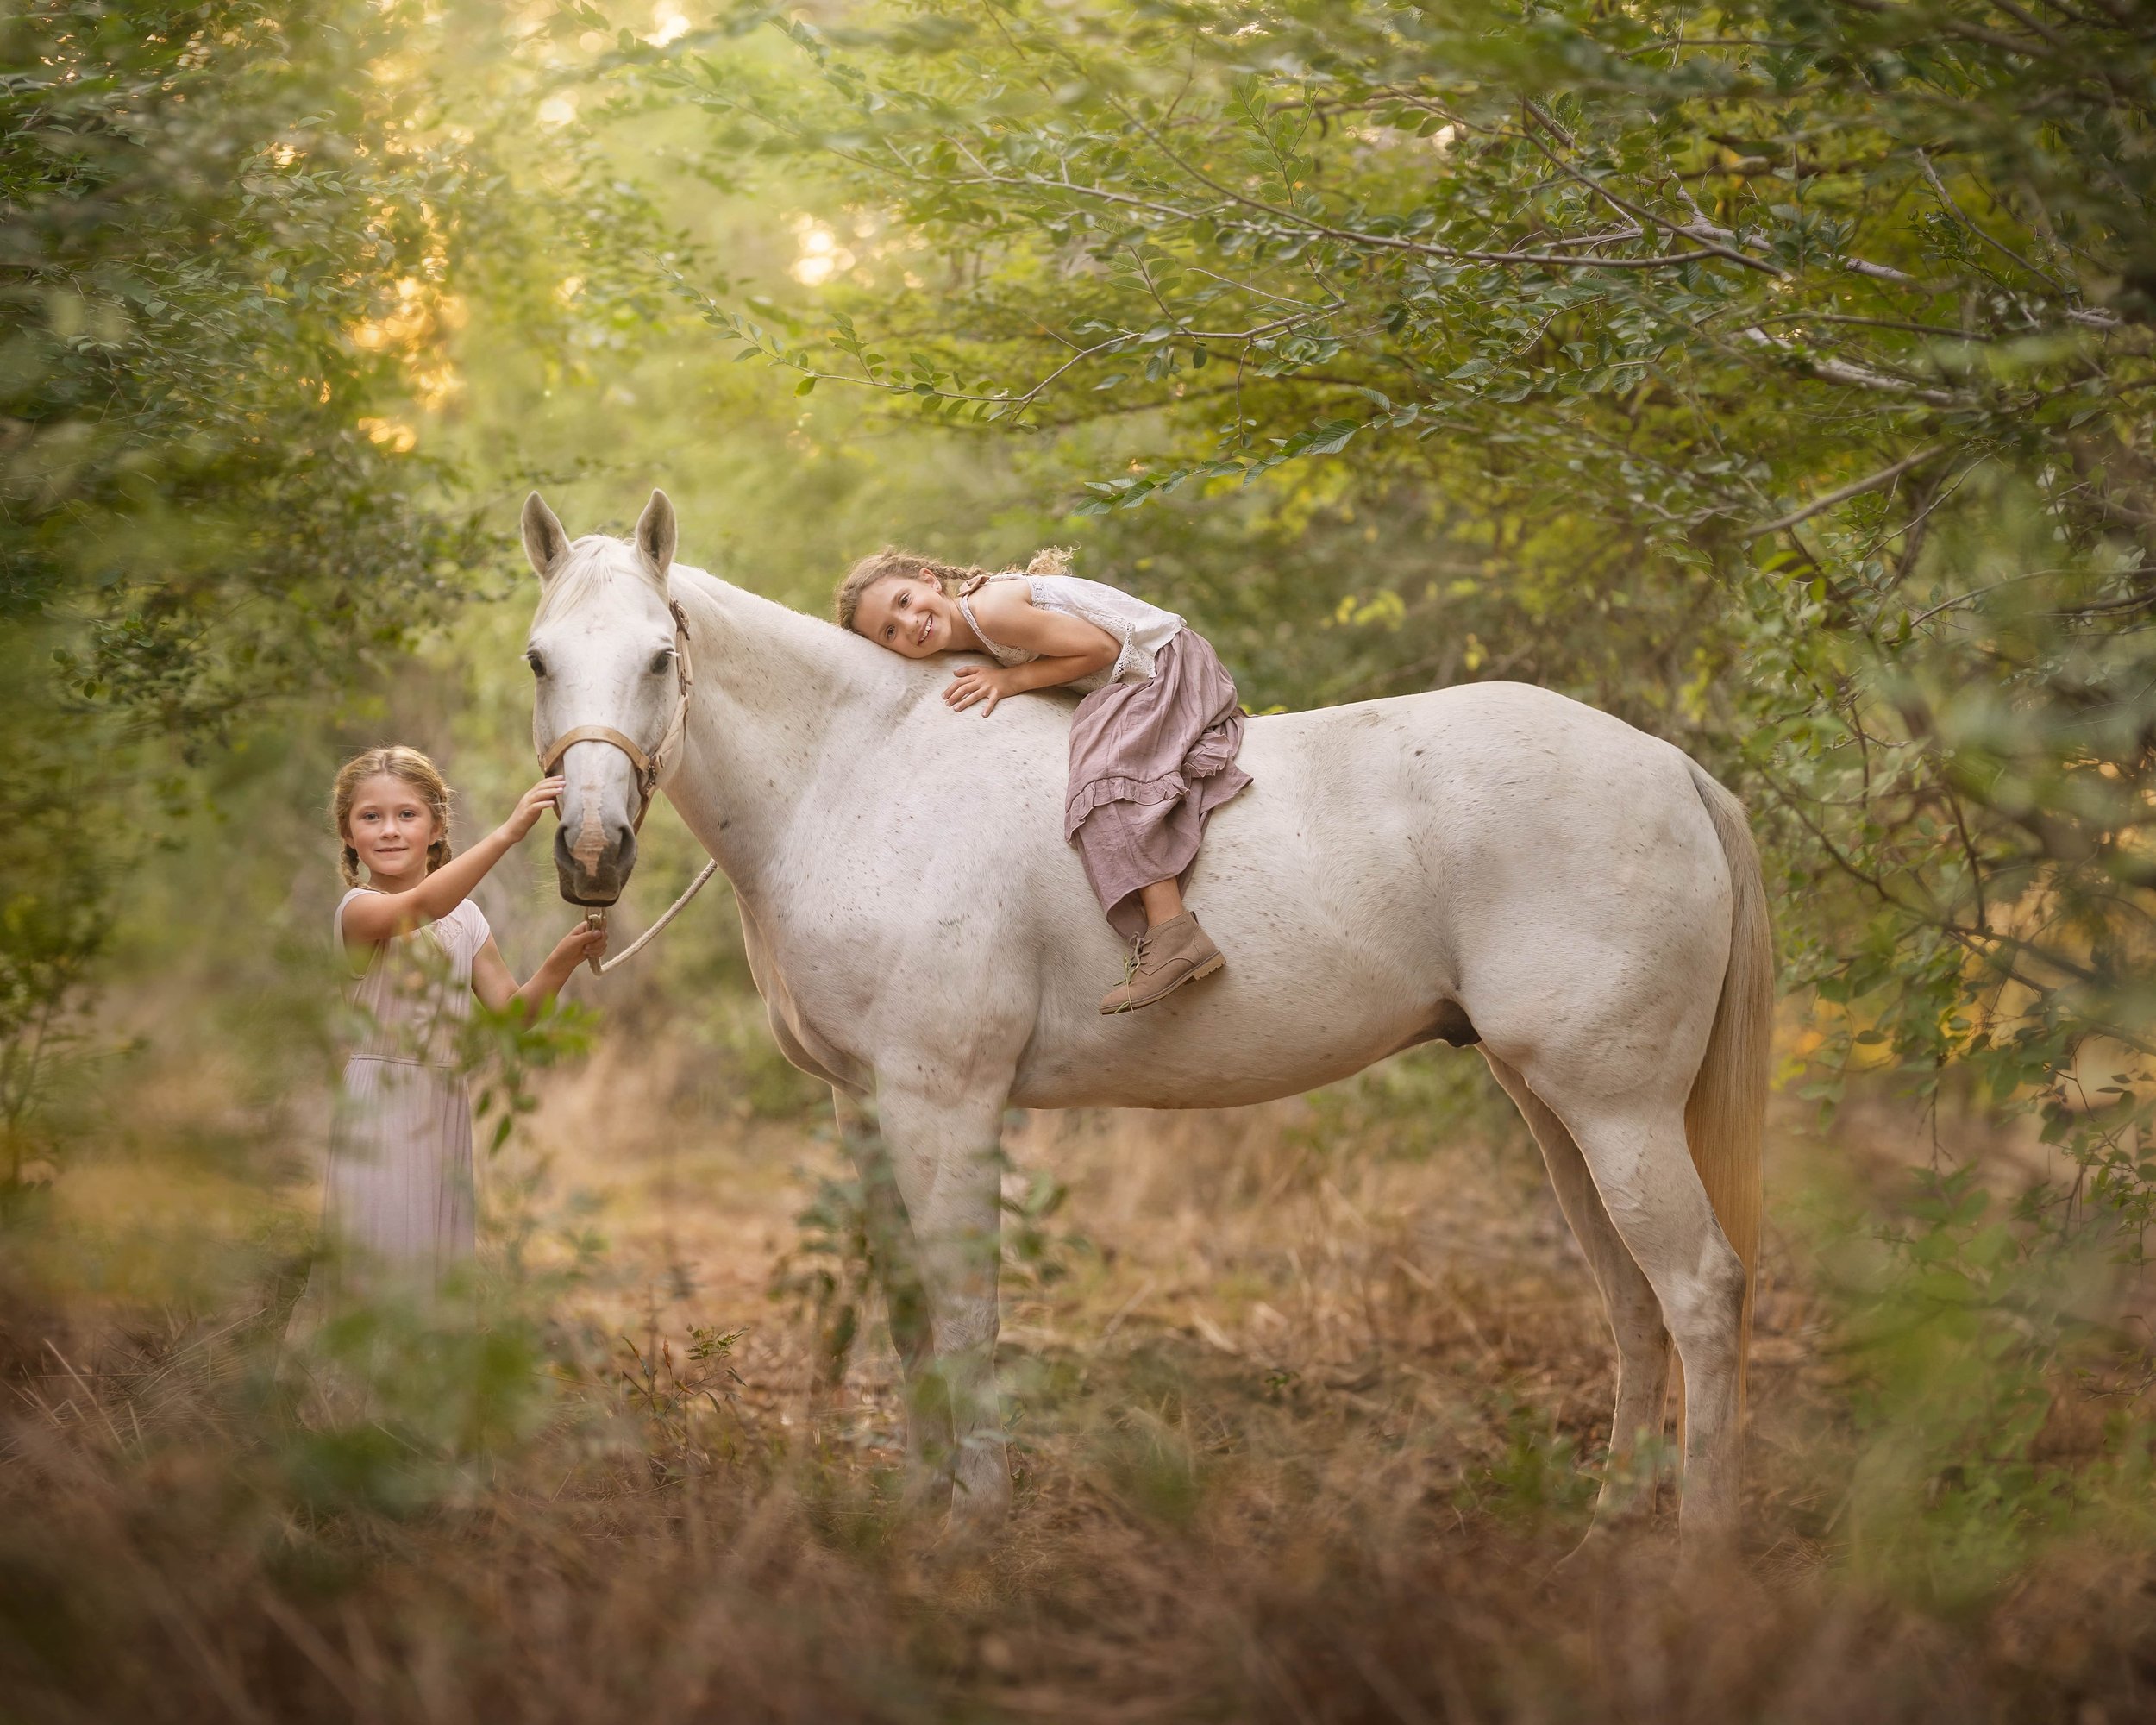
left=318, top=888, right=489, bottom=1292
left=958, top=572, right=1252, bottom=939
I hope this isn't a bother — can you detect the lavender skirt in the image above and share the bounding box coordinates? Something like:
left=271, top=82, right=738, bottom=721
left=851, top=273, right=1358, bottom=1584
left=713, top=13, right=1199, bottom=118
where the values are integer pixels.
left=1064, top=630, right=1252, bottom=940
left=324, top=1056, right=475, bottom=1282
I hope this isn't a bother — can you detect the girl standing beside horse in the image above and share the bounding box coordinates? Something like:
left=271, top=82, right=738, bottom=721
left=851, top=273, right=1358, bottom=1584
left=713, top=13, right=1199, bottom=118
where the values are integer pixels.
left=318, top=745, right=605, bottom=1296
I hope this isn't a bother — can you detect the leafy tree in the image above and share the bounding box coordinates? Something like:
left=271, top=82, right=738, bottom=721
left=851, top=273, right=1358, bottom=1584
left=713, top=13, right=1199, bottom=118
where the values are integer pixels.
left=627, top=0, right=2156, bottom=1516
left=641, top=0, right=2156, bottom=1167
left=0, top=0, right=671, bottom=1185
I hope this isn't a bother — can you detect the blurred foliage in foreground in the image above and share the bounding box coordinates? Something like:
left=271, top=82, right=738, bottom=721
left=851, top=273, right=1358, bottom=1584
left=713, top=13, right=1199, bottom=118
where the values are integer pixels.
left=10, top=1013, right=2156, bottom=1723
left=7, top=1, right=2156, bottom=1714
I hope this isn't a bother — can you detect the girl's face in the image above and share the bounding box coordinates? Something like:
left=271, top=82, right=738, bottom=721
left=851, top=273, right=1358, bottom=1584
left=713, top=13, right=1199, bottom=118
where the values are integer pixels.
left=852, top=574, right=962, bottom=659
left=345, top=773, right=441, bottom=883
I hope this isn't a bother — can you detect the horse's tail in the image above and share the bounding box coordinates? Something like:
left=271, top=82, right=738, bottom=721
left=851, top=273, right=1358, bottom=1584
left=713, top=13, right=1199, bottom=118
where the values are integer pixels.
left=1683, top=759, right=1773, bottom=1413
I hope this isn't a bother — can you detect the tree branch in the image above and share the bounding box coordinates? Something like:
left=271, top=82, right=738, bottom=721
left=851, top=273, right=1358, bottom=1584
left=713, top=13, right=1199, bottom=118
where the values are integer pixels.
left=1746, top=445, right=1946, bottom=537
left=1740, top=328, right=1962, bottom=405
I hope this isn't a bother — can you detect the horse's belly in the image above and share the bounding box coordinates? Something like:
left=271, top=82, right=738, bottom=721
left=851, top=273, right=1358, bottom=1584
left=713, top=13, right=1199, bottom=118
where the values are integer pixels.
left=1007, top=900, right=1462, bottom=1108
left=1009, top=1019, right=1441, bottom=1110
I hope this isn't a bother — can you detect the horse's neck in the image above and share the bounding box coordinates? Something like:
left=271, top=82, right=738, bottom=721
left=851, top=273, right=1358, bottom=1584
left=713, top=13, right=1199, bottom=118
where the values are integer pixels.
left=668, top=568, right=899, bottom=897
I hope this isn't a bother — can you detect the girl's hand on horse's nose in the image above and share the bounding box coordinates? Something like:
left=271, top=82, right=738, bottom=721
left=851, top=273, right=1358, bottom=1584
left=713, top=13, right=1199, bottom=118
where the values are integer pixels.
left=504, top=776, right=566, bottom=841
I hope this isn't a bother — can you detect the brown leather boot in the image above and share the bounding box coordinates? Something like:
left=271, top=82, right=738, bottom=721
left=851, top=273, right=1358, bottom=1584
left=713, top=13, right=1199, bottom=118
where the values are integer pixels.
left=1099, top=913, right=1225, bottom=1013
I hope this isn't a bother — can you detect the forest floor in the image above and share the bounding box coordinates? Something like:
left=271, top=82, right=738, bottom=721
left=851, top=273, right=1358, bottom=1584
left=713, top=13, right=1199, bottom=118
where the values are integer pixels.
left=5, top=1025, right=2154, bottom=1722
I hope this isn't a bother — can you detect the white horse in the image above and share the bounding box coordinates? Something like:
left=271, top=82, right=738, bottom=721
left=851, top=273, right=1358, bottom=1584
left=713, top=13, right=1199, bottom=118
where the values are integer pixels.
left=522, top=491, right=1771, bottom=1551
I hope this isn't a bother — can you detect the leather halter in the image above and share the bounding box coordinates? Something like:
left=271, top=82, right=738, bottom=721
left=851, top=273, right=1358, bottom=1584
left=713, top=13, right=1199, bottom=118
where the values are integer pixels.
left=532, top=589, right=718, bottom=977
left=535, top=597, right=694, bottom=833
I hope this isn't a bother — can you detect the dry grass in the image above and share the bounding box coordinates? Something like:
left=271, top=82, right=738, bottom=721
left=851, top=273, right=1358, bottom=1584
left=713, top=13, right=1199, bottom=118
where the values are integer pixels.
left=4, top=1031, right=2155, bottom=1723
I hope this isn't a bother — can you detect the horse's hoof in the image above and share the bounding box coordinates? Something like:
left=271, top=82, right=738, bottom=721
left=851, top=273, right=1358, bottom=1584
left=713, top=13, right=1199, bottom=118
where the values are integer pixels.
left=1538, top=1523, right=1613, bottom=1590
left=1674, top=1529, right=1745, bottom=1584
left=949, top=1486, right=1012, bottom=1534
left=1538, top=1493, right=1666, bottom=1590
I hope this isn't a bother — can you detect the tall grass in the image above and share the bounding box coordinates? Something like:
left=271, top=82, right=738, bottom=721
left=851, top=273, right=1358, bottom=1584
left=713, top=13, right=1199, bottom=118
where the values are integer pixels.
left=5, top=993, right=2155, bottom=1722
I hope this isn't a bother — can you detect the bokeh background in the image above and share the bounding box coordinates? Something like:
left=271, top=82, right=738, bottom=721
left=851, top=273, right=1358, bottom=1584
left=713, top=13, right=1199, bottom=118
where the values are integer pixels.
left=7, top=2, right=2156, bottom=1718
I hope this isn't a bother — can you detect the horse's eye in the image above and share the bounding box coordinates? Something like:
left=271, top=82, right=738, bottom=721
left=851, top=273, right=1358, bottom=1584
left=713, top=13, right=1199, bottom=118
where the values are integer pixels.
left=526, top=651, right=546, bottom=677
left=649, top=649, right=674, bottom=676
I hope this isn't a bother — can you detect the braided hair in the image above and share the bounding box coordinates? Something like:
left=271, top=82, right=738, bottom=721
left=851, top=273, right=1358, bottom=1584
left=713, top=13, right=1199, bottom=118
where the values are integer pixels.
left=330, top=746, right=453, bottom=887
left=834, top=545, right=1074, bottom=634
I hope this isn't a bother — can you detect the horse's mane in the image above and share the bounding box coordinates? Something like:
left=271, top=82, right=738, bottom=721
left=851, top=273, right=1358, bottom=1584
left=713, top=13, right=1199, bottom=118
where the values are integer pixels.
left=535, top=545, right=952, bottom=704
left=532, top=534, right=664, bottom=628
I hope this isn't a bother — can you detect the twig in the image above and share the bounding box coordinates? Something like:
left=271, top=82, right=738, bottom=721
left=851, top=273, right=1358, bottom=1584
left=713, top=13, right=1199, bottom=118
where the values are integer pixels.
left=1100, top=1275, right=1157, bottom=1343
left=1740, top=328, right=1961, bottom=405
left=1904, top=566, right=2065, bottom=629
left=1747, top=446, right=1945, bottom=537
left=1520, top=103, right=1780, bottom=278
left=1915, top=148, right=2070, bottom=299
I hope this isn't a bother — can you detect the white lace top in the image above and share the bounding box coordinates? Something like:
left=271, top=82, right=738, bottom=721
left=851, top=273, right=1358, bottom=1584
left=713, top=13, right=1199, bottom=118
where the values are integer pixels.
left=958, top=572, right=1184, bottom=693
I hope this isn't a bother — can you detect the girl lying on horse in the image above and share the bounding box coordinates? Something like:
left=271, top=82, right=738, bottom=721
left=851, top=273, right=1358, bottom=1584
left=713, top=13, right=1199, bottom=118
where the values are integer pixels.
left=837, top=549, right=1250, bottom=1013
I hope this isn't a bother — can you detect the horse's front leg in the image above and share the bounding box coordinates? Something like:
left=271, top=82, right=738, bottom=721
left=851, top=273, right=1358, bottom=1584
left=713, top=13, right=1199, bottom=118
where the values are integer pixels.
left=831, top=1088, right=940, bottom=1502
left=873, top=1079, right=1011, bottom=1528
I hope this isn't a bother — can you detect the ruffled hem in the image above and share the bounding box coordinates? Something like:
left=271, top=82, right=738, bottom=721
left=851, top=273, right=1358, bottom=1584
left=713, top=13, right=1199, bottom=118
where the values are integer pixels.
left=1064, top=770, right=1191, bottom=840
left=1182, top=727, right=1240, bottom=781
left=1062, top=743, right=1251, bottom=839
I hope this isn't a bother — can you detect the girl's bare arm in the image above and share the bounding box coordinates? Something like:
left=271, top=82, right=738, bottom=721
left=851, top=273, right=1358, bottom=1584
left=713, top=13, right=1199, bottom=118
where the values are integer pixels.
left=945, top=586, right=1117, bottom=714
left=469, top=923, right=608, bottom=1017
left=341, top=778, right=562, bottom=945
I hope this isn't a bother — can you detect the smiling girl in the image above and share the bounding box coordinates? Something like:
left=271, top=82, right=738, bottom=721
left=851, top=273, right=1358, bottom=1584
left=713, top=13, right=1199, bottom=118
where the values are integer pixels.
left=320, top=746, right=605, bottom=1295
left=837, top=549, right=1251, bottom=1012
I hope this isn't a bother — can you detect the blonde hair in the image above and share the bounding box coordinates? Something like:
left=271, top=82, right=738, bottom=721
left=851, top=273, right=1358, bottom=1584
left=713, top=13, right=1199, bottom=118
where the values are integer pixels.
left=835, top=545, right=1074, bottom=634
left=330, top=746, right=453, bottom=887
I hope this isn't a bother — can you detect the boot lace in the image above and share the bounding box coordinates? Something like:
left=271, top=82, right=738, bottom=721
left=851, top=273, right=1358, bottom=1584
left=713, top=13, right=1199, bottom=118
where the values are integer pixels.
left=1118, top=933, right=1153, bottom=988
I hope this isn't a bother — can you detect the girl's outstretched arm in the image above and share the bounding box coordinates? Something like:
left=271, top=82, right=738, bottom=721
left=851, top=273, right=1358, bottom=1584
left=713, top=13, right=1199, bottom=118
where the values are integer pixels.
left=470, top=921, right=609, bottom=1017
left=342, top=777, right=563, bottom=945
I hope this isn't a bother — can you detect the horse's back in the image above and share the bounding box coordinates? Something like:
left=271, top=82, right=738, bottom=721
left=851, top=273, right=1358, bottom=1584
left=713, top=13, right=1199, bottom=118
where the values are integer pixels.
left=1005, top=680, right=1725, bottom=1109
left=1223, top=679, right=1712, bottom=941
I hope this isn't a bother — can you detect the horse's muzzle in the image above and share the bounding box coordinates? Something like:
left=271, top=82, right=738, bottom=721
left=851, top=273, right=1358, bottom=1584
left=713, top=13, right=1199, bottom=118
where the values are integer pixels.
left=555, top=820, right=637, bottom=907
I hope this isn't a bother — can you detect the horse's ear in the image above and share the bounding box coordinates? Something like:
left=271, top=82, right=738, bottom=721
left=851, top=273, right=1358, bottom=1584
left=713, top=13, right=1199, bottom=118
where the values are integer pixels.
left=523, top=492, right=571, bottom=580
left=635, top=489, right=677, bottom=579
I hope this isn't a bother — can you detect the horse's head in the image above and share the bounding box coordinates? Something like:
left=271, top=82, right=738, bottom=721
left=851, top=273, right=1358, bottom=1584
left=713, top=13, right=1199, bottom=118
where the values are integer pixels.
left=522, top=488, right=685, bottom=907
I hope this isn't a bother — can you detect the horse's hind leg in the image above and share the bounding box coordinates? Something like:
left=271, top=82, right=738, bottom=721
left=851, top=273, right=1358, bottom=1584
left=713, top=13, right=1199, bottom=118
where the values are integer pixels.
left=1532, top=1091, right=1747, bottom=1550
left=1481, top=1053, right=1670, bottom=1528
left=871, top=1080, right=1012, bottom=1528
left=834, top=1090, right=941, bottom=1504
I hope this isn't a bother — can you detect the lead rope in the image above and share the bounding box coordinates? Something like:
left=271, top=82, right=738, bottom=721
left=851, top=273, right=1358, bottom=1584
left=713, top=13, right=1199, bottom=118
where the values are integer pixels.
left=586, top=856, right=719, bottom=975
left=547, top=596, right=721, bottom=978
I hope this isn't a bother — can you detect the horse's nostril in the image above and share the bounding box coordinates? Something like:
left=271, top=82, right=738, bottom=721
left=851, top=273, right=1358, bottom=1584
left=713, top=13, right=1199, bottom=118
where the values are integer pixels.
left=548, top=806, right=634, bottom=905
